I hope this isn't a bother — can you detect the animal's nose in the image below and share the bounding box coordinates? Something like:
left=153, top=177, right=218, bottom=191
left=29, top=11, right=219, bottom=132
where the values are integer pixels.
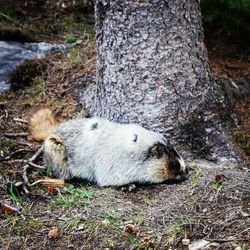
left=177, top=168, right=189, bottom=181
left=175, top=172, right=188, bottom=181
left=184, top=167, right=189, bottom=175
left=182, top=168, right=189, bottom=180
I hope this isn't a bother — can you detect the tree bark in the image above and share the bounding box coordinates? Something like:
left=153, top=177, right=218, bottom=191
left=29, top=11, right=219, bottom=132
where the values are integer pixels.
left=89, top=0, right=242, bottom=162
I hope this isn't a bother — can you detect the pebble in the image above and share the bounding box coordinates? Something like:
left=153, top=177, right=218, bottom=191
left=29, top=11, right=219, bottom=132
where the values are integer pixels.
left=182, top=238, right=190, bottom=246
left=188, top=239, right=210, bottom=250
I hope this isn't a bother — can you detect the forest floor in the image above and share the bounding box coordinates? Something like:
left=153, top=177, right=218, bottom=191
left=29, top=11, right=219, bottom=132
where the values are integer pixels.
left=0, top=1, right=250, bottom=249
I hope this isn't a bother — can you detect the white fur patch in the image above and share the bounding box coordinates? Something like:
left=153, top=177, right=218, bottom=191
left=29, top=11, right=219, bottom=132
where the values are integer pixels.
left=43, top=117, right=187, bottom=186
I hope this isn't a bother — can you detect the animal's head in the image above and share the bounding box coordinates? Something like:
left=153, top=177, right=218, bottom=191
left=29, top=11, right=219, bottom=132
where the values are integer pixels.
left=146, top=139, right=188, bottom=183
left=121, top=124, right=188, bottom=184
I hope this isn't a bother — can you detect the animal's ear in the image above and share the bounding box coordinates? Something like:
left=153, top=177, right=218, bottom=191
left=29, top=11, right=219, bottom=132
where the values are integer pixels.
left=150, top=143, right=164, bottom=158
left=163, top=138, right=180, bottom=159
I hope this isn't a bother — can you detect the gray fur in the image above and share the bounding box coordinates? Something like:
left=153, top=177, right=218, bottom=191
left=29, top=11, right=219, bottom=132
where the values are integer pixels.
left=43, top=117, right=187, bottom=186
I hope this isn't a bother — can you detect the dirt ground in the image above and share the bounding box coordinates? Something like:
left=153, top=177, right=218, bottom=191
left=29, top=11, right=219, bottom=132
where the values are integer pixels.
left=0, top=1, right=250, bottom=249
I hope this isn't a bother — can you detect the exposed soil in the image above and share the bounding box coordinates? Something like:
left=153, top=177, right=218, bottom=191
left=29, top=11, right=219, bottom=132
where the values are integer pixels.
left=0, top=2, right=250, bottom=250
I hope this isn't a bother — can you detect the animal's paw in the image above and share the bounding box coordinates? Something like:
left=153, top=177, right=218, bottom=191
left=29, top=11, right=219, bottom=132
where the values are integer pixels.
left=117, top=184, right=137, bottom=192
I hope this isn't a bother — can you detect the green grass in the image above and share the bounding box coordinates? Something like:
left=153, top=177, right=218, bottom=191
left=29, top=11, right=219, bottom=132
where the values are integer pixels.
left=190, top=168, right=203, bottom=188
left=7, top=183, right=21, bottom=203
left=51, top=185, right=94, bottom=209
left=26, top=76, right=46, bottom=97
left=131, top=214, right=145, bottom=226
left=66, top=47, right=84, bottom=68
left=0, top=3, right=94, bottom=43
left=233, top=130, right=250, bottom=155
left=2, top=139, right=18, bottom=151
left=99, top=211, right=120, bottom=225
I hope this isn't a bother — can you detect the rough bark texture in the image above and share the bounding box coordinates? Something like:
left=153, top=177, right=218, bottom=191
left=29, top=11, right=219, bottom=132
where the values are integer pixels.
left=87, top=0, right=241, bottom=162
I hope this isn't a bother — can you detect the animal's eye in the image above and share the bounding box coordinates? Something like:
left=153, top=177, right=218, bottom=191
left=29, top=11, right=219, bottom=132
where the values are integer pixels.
left=150, top=143, right=164, bottom=158
left=133, top=134, right=138, bottom=142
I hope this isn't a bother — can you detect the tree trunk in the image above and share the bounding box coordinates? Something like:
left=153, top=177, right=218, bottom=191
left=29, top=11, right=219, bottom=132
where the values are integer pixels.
left=90, top=0, right=241, bottom=162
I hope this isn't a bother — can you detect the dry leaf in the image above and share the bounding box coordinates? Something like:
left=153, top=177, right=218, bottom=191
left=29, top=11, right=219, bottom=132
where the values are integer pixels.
left=31, top=178, right=65, bottom=188
left=142, top=234, right=155, bottom=248
left=48, top=185, right=58, bottom=195
left=1, top=205, right=14, bottom=215
left=125, top=224, right=138, bottom=236
left=48, top=227, right=59, bottom=239
left=215, top=174, right=222, bottom=183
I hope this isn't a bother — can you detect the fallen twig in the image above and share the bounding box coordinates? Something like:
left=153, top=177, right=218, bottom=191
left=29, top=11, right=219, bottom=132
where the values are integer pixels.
left=4, top=109, right=8, bottom=119
left=4, top=148, right=31, bottom=160
left=205, top=238, right=248, bottom=242
left=4, top=132, right=28, bottom=137
left=27, top=162, right=45, bottom=169
left=30, top=178, right=65, bottom=188
left=1, top=203, right=26, bottom=220
left=29, top=145, right=44, bottom=163
left=13, top=118, right=28, bottom=124
left=0, top=12, right=21, bottom=27
left=22, top=146, right=44, bottom=187
left=17, top=141, right=33, bottom=147
left=8, top=159, right=25, bottom=164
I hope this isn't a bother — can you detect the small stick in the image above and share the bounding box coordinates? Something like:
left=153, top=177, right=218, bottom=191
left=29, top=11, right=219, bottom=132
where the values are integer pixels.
left=4, top=148, right=31, bottom=160
left=4, top=109, right=8, bottom=119
left=30, top=178, right=64, bottom=188
left=13, top=118, right=28, bottom=124
left=17, top=141, right=32, bottom=147
left=22, top=146, right=44, bottom=187
left=205, top=238, right=247, bottom=242
left=27, top=162, right=45, bottom=169
left=8, top=159, right=25, bottom=164
left=22, top=164, right=31, bottom=186
left=1, top=203, right=26, bottom=220
left=4, top=132, right=28, bottom=137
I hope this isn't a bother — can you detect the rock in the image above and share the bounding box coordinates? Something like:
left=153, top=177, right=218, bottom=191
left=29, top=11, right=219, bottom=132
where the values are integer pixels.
left=182, top=238, right=190, bottom=246
left=205, top=242, right=220, bottom=249
left=0, top=41, right=69, bottom=92
left=202, top=208, right=208, bottom=213
left=188, top=240, right=210, bottom=250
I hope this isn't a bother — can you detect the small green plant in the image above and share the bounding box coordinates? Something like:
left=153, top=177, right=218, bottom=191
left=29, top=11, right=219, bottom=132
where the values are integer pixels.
left=169, top=223, right=185, bottom=238
left=27, top=220, right=48, bottom=229
left=66, top=48, right=84, bottom=67
left=191, top=168, right=203, bottom=188
left=45, top=166, right=53, bottom=177
left=52, top=195, right=73, bottom=208
left=143, top=194, right=152, bottom=205
left=84, top=221, right=99, bottom=238
left=23, top=97, right=39, bottom=108
left=3, top=139, right=18, bottom=151
left=85, top=24, right=95, bottom=43
left=62, top=216, right=81, bottom=233
left=35, top=76, right=46, bottom=95
left=233, top=130, right=250, bottom=156
left=240, top=243, right=246, bottom=250
left=127, top=234, right=140, bottom=248
left=191, top=198, right=199, bottom=206
left=51, top=185, right=94, bottom=209
left=5, top=216, right=25, bottom=236
left=211, top=181, right=225, bottom=191
left=64, top=185, right=94, bottom=199
left=8, top=183, right=21, bottom=202
left=66, top=35, right=83, bottom=45
left=99, top=211, right=119, bottom=225
left=131, top=214, right=145, bottom=226
left=26, top=76, right=46, bottom=97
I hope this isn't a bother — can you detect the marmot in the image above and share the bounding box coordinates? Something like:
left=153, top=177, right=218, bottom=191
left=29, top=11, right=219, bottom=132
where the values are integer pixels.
left=29, top=109, right=188, bottom=186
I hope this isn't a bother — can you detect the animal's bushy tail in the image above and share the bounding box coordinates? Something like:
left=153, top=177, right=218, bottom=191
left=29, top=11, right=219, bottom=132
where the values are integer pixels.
left=29, top=108, right=57, bottom=141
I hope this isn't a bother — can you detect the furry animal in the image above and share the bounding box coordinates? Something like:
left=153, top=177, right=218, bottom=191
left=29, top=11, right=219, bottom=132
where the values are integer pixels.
left=29, top=109, right=188, bottom=187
